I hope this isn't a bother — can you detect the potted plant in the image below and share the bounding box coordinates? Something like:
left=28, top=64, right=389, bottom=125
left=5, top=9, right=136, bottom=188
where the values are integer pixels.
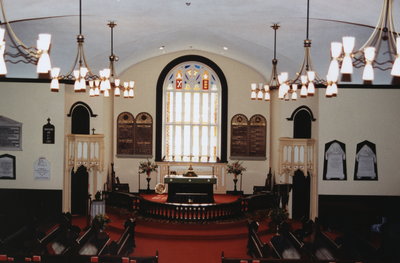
left=139, top=159, right=158, bottom=191
left=93, top=214, right=110, bottom=231
left=268, top=207, right=289, bottom=233
left=226, top=160, right=246, bottom=192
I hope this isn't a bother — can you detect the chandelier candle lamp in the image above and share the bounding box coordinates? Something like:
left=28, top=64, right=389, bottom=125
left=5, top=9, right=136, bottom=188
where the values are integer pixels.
left=328, top=0, right=400, bottom=82
left=0, top=0, right=52, bottom=75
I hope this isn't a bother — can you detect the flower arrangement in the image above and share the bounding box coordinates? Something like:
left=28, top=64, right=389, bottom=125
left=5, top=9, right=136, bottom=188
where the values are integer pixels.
left=227, top=160, right=246, bottom=177
left=93, top=214, right=110, bottom=230
left=139, top=159, right=158, bottom=176
left=268, top=207, right=289, bottom=224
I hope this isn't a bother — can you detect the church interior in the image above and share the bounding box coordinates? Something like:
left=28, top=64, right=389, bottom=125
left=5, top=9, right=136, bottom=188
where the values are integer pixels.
left=0, top=0, right=400, bottom=262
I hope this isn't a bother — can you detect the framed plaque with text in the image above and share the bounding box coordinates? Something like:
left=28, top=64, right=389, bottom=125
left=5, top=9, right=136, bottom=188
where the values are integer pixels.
left=0, top=116, right=22, bottom=151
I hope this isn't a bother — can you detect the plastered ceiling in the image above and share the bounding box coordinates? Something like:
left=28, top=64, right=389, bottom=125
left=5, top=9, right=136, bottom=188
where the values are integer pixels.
left=2, top=0, right=398, bottom=84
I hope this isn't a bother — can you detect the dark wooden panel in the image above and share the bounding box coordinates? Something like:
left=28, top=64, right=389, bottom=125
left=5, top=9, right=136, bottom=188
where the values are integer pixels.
left=117, top=112, right=135, bottom=155
left=0, top=189, right=62, bottom=238
left=134, top=112, right=153, bottom=156
left=248, top=114, right=266, bottom=157
left=318, top=195, right=400, bottom=231
left=230, top=114, right=249, bottom=157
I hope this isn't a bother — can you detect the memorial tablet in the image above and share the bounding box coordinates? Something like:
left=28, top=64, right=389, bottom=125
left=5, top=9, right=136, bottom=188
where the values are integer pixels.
left=354, top=140, right=377, bottom=180
left=42, top=118, right=55, bottom=144
left=0, top=116, right=22, bottom=151
left=134, top=112, right=153, bottom=157
left=323, top=140, right=347, bottom=180
left=230, top=114, right=249, bottom=158
left=117, top=112, right=135, bottom=155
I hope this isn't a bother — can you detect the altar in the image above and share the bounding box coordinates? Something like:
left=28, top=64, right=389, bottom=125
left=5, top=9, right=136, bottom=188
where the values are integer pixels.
left=164, top=175, right=217, bottom=203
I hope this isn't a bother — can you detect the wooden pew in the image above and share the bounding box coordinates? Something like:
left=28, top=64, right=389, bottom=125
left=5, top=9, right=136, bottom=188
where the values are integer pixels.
left=0, top=219, right=39, bottom=255
left=221, top=251, right=308, bottom=263
left=293, top=219, right=340, bottom=261
left=5, top=253, right=159, bottom=263
left=65, top=225, right=110, bottom=256
left=35, top=214, right=81, bottom=255
left=269, top=230, right=308, bottom=260
left=107, top=219, right=136, bottom=256
left=246, top=221, right=270, bottom=258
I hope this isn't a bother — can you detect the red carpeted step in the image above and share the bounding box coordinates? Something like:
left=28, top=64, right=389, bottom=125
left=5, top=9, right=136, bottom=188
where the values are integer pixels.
left=135, top=219, right=248, bottom=240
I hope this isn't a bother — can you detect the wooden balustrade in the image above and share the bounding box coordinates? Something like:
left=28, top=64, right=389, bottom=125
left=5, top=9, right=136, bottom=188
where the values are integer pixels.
left=106, top=191, right=247, bottom=222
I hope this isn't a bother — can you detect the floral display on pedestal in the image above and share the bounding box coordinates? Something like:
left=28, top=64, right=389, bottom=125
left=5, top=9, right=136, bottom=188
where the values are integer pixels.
left=227, top=160, right=246, bottom=193
left=139, top=159, right=158, bottom=192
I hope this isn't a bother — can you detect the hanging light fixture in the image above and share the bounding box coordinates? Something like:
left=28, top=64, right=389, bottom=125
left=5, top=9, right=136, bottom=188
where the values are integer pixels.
left=51, top=0, right=99, bottom=93
left=281, top=0, right=332, bottom=100
left=330, top=0, right=399, bottom=81
left=0, top=0, right=52, bottom=75
left=250, top=23, right=281, bottom=101
left=89, top=21, right=134, bottom=98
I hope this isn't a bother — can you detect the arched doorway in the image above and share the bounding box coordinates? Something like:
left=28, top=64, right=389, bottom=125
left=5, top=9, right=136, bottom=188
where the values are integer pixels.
left=292, top=170, right=311, bottom=220
left=289, top=106, right=315, bottom=220
left=71, top=165, right=89, bottom=215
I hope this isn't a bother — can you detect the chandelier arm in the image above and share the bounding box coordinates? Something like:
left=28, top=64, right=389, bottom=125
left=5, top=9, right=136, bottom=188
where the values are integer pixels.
left=359, top=0, right=389, bottom=51
left=65, top=44, right=82, bottom=77
left=0, top=0, right=38, bottom=58
left=5, top=58, right=37, bottom=64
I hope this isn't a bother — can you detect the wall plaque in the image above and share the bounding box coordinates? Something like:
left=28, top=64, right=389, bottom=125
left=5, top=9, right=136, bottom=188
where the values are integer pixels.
left=354, top=140, right=378, bottom=180
left=0, top=116, right=22, bottom=151
left=248, top=114, right=266, bottom=157
left=230, top=114, right=249, bottom=158
left=0, top=154, right=16, bottom=180
left=323, top=140, right=347, bottom=180
left=134, top=112, right=153, bottom=156
left=116, top=112, right=153, bottom=158
left=117, top=112, right=135, bottom=155
left=34, top=157, right=51, bottom=180
left=230, top=114, right=266, bottom=160
left=42, top=118, right=55, bottom=144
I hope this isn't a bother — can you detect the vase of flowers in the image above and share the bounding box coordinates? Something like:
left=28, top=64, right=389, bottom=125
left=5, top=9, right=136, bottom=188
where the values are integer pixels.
left=227, top=160, right=246, bottom=192
left=93, top=214, right=110, bottom=231
left=139, top=159, right=158, bottom=191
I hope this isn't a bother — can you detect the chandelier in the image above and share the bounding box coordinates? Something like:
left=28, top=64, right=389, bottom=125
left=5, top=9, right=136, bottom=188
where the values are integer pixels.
left=277, top=0, right=334, bottom=100
left=50, top=1, right=134, bottom=98
left=328, top=0, right=399, bottom=82
left=250, top=24, right=280, bottom=101
left=0, top=0, right=52, bottom=75
left=91, top=21, right=135, bottom=98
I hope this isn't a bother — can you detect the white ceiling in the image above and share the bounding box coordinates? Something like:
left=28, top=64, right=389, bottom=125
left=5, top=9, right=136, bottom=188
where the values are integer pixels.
left=2, top=0, right=399, bottom=84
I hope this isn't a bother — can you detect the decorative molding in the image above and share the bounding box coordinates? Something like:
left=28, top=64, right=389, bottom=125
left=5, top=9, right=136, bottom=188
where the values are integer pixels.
left=286, top=105, right=316, bottom=121
left=67, top=101, right=97, bottom=117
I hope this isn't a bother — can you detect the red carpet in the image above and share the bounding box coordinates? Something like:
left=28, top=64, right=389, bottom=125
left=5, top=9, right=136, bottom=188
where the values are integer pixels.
left=141, top=193, right=240, bottom=204
left=132, top=218, right=248, bottom=263
left=71, top=194, right=249, bottom=263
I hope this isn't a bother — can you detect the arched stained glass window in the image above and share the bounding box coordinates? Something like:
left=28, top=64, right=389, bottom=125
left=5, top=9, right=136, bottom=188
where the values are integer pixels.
left=162, top=62, right=221, bottom=162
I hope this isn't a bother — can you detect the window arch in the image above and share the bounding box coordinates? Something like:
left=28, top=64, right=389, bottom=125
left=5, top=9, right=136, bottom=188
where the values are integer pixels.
left=156, top=55, right=228, bottom=162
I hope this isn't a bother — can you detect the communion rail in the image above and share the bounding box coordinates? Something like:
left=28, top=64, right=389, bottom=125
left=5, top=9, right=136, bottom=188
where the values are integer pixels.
left=107, top=191, right=250, bottom=222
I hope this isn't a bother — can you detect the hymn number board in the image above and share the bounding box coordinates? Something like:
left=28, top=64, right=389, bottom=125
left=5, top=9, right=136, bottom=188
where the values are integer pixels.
left=117, top=112, right=153, bottom=157
left=230, top=114, right=266, bottom=159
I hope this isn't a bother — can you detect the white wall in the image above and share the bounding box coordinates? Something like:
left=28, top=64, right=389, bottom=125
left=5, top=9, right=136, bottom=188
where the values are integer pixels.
left=317, top=88, right=400, bottom=196
left=0, top=82, right=65, bottom=190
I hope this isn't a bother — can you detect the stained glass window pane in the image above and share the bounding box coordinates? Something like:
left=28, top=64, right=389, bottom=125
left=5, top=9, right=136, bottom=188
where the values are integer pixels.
left=201, top=126, right=208, bottom=157
left=202, top=93, right=209, bottom=123
left=184, top=92, right=191, bottom=122
left=193, top=93, right=200, bottom=123
left=163, top=61, right=221, bottom=162
left=175, top=126, right=182, bottom=160
left=175, top=92, right=182, bottom=122
left=210, top=93, right=217, bottom=124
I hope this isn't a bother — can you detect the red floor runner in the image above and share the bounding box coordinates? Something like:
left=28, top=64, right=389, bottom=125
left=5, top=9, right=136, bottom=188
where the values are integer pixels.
left=132, top=219, right=248, bottom=263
